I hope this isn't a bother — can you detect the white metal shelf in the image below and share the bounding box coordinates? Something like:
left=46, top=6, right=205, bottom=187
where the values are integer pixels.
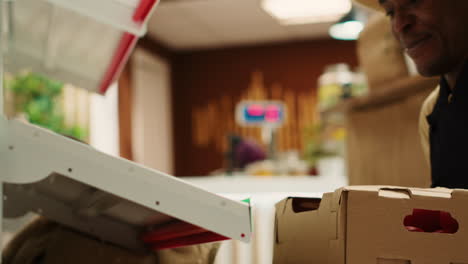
left=4, top=0, right=159, bottom=94
left=45, top=0, right=158, bottom=36
left=0, top=117, right=252, bottom=251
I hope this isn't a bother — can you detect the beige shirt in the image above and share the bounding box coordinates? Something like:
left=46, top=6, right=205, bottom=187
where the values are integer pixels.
left=419, top=87, right=440, bottom=165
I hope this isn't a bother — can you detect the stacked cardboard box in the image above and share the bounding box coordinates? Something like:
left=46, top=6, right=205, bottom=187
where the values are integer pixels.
left=273, top=186, right=468, bottom=264
left=358, top=14, right=416, bottom=89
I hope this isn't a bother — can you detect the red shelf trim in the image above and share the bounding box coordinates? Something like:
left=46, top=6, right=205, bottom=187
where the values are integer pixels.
left=98, top=0, right=158, bottom=94
left=98, top=32, right=137, bottom=94
left=142, top=220, right=230, bottom=250
left=133, top=0, right=157, bottom=22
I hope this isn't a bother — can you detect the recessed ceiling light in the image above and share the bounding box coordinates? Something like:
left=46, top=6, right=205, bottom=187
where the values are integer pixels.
left=329, top=20, right=364, bottom=40
left=261, top=0, right=352, bottom=25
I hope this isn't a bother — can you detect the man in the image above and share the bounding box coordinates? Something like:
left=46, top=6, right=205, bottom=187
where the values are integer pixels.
left=354, top=0, right=468, bottom=188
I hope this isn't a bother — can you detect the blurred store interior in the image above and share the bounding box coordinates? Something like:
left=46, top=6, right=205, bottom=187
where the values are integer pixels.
left=2, top=0, right=438, bottom=263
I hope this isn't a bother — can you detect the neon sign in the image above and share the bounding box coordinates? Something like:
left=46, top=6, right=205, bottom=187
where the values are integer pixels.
left=236, top=101, right=286, bottom=127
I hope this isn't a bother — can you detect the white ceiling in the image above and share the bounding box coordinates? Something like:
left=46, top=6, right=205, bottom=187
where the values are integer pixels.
left=147, top=0, right=338, bottom=51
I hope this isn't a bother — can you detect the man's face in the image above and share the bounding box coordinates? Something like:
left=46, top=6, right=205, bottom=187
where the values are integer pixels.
left=379, top=0, right=468, bottom=77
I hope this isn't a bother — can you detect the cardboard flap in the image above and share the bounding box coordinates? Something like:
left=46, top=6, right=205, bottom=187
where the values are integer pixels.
left=342, top=185, right=389, bottom=192
left=378, top=188, right=412, bottom=199
left=331, top=188, right=346, bottom=212
left=273, top=193, right=347, bottom=264
left=274, top=198, right=290, bottom=243
left=275, top=197, right=322, bottom=243
left=344, top=185, right=454, bottom=199
left=450, top=188, right=468, bottom=199
left=275, top=198, right=290, bottom=218
left=408, top=188, right=452, bottom=199
left=274, top=197, right=293, bottom=243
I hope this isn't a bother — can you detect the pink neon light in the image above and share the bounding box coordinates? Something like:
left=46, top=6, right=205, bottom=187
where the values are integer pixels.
left=247, top=105, right=264, bottom=116
left=265, top=105, right=280, bottom=122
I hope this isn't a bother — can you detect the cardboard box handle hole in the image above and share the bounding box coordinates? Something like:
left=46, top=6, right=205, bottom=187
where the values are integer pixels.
left=292, top=198, right=321, bottom=213
left=404, top=209, right=459, bottom=234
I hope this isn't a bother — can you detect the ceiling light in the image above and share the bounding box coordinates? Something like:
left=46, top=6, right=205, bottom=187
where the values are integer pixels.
left=329, top=7, right=365, bottom=40
left=261, top=0, right=352, bottom=25
left=329, top=21, right=364, bottom=40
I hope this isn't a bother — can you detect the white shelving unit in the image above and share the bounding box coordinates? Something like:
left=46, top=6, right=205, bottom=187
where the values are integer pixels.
left=0, top=0, right=252, bottom=259
left=45, top=0, right=159, bottom=36
left=3, top=0, right=159, bottom=94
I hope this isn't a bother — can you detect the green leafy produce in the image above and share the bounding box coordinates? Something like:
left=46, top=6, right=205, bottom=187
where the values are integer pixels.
left=8, top=72, right=88, bottom=141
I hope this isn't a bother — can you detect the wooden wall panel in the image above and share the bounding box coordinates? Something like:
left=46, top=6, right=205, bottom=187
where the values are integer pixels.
left=346, top=89, right=433, bottom=187
left=172, top=39, right=358, bottom=176
left=118, top=64, right=134, bottom=161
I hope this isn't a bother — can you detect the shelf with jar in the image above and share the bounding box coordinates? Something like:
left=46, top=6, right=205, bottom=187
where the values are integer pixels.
left=317, top=63, right=368, bottom=120
left=321, top=76, right=439, bottom=118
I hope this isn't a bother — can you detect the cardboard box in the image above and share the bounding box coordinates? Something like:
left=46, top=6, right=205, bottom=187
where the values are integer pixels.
left=273, top=186, right=468, bottom=264
left=357, top=14, right=414, bottom=89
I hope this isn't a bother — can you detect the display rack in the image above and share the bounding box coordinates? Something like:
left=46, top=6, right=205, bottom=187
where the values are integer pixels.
left=0, top=118, right=252, bottom=250
left=3, top=0, right=160, bottom=94
left=45, top=0, right=159, bottom=36
left=0, top=0, right=252, bottom=259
